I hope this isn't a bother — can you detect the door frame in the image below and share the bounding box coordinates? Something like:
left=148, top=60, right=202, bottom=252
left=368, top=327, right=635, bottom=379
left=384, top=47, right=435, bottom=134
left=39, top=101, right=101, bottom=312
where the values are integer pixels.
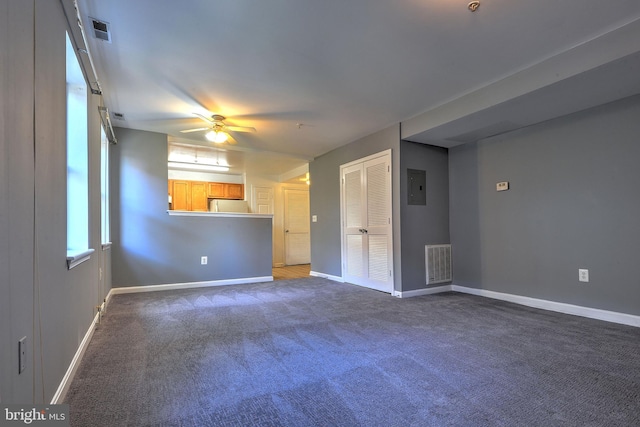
left=339, top=149, right=393, bottom=293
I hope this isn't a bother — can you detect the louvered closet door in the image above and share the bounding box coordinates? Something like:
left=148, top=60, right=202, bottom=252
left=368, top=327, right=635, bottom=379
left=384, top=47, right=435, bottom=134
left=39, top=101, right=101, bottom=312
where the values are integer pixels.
left=364, top=158, right=391, bottom=289
left=341, top=151, right=392, bottom=293
left=343, top=164, right=366, bottom=281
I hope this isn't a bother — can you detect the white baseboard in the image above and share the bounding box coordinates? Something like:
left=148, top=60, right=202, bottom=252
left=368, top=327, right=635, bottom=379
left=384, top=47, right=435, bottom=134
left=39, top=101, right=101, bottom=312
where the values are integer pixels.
left=50, top=309, right=101, bottom=404
left=452, top=285, right=640, bottom=328
left=310, top=271, right=344, bottom=282
left=394, top=285, right=452, bottom=298
left=110, top=276, right=273, bottom=295
left=388, top=282, right=639, bottom=327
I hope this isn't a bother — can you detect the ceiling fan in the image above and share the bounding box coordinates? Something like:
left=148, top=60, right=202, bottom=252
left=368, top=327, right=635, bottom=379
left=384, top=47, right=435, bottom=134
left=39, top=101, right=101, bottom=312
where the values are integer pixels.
left=180, top=113, right=256, bottom=144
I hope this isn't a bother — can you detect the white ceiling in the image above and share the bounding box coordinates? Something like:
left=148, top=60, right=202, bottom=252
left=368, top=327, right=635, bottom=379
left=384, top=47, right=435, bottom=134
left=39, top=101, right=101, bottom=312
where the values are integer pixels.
left=76, top=0, right=640, bottom=176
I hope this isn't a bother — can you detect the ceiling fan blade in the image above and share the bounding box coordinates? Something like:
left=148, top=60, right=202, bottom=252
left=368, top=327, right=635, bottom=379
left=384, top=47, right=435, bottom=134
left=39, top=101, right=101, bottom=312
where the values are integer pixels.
left=193, top=112, right=214, bottom=124
left=216, top=132, right=237, bottom=145
left=180, top=127, right=209, bottom=133
left=225, top=125, right=256, bottom=133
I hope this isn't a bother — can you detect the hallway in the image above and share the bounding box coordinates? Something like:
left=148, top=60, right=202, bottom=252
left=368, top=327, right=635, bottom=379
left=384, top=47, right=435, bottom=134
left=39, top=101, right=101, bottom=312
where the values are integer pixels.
left=272, top=264, right=310, bottom=281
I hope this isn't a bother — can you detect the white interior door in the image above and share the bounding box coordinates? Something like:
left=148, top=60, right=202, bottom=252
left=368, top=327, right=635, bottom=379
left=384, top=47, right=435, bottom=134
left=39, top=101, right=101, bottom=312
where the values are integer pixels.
left=252, top=186, right=274, bottom=214
left=284, top=188, right=310, bottom=265
left=341, top=151, right=392, bottom=293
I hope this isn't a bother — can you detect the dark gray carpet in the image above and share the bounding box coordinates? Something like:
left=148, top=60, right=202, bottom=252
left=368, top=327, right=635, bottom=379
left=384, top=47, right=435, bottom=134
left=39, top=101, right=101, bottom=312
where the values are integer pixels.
left=65, top=277, right=640, bottom=426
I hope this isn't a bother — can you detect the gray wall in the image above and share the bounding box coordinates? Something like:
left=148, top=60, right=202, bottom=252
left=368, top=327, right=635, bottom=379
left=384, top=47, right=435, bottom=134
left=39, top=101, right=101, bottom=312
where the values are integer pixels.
left=309, top=125, right=403, bottom=289
left=1, top=0, right=111, bottom=403
left=399, top=141, right=450, bottom=291
left=111, top=127, right=272, bottom=287
left=308, top=126, right=452, bottom=293
left=449, top=95, right=640, bottom=316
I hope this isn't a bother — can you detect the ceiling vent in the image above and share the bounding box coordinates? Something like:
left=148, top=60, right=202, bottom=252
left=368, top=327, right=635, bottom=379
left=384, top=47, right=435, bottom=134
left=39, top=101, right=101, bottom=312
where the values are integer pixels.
left=90, top=18, right=111, bottom=43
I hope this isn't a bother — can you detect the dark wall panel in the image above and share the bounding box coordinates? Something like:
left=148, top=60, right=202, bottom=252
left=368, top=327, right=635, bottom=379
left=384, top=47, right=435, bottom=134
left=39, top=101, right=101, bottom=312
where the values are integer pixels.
left=400, top=141, right=450, bottom=291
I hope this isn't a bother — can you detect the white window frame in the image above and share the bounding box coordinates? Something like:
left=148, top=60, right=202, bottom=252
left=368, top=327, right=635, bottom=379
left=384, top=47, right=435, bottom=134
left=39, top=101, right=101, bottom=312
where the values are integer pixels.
left=66, top=32, right=93, bottom=268
left=100, top=125, right=111, bottom=247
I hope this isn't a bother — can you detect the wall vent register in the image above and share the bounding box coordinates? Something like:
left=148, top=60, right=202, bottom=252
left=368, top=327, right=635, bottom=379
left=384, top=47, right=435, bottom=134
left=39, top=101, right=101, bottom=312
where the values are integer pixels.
left=426, top=244, right=452, bottom=285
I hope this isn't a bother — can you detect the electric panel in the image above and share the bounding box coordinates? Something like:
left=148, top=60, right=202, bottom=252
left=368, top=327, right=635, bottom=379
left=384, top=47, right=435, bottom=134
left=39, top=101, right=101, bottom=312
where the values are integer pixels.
left=407, top=169, right=426, bottom=205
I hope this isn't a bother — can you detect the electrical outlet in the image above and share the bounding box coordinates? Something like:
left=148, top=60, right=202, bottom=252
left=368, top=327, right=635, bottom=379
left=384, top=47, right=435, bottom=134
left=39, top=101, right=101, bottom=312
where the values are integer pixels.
left=18, top=337, right=26, bottom=374
left=496, top=181, right=509, bottom=191
left=201, top=256, right=208, bottom=265
left=578, top=269, right=589, bottom=282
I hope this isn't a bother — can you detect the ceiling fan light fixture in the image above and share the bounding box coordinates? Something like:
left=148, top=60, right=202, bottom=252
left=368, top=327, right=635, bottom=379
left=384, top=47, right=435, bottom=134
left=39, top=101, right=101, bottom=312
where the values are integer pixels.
left=205, top=130, right=228, bottom=143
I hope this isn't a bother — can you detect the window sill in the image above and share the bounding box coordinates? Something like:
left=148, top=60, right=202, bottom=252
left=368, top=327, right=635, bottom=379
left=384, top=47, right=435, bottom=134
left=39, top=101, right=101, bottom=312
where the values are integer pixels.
left=66, top=248, right=95, bottom=270
left=102, top=242, right=112, bottom=251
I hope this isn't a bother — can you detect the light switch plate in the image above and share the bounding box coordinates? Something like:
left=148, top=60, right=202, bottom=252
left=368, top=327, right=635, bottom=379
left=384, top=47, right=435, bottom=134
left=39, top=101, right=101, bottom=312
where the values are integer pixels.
left=312, top=215, right=317, bottom=223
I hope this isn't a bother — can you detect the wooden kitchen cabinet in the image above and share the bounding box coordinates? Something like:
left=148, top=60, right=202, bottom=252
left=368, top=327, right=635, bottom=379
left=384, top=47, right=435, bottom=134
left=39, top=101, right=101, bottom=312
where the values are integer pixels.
left=208, top=182, right=243, bottom=199
left=225, top=184, right=244, bottom=200
left=191, top=181, right=209, bottom=211
left=207, top=182, right=226, bottom=198
left=169, top=180, right=208, bottom=211
left=170, top=180, right=190, bottom=211
left=169, top=180, right=244, bottom=211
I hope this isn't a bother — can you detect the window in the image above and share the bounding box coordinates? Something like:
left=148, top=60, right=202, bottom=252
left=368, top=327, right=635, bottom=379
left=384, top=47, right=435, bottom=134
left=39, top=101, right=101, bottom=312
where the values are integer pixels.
left=100, top=125, right=111, bottom=245
left=66, top=32, right=92, bottom=268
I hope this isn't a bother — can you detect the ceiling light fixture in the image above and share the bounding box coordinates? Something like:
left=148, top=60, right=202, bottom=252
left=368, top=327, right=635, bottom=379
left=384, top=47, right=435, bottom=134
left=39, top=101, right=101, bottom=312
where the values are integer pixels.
left=205, top=130, right=228, bottom=143
left=468, top=1, right=480, bottom=12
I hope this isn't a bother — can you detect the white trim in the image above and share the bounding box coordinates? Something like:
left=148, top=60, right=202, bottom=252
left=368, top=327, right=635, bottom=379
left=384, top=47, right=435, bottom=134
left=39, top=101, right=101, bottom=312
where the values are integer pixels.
left=394, top=285, right=452, bottom=298
left=104, top=288, right=114, bottom=307
left=310, top=271, right=344, bottom=282
left=452, top=285, right=640, bottom=328
left=167, top=210, right=273, bottom=219
left=388, top=283, right=639, bottom=327
left=66, top=248, right=95, bottom=269
left=339, top=148, right=393, bottom=169
left=109, top=276, right=274, bottom=295
left=50, top=308, right=100, bottom=404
